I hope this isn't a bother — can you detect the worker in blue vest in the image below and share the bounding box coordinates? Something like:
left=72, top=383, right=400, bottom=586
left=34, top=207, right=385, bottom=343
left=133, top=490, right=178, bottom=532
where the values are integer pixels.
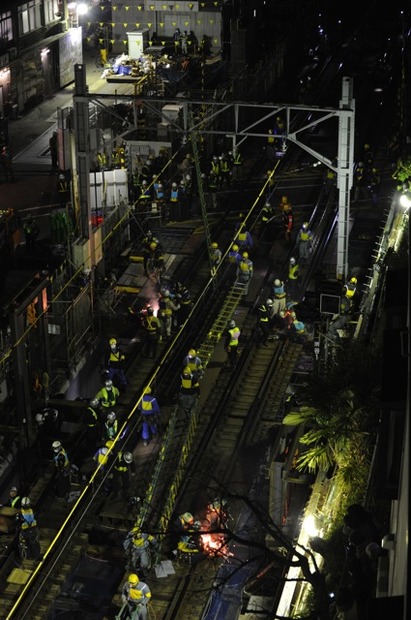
left=168, top=181, right=181, bottom=221
left=236, top=252, right=253, bottom=296
left=138, top=387, right=161, bottom=446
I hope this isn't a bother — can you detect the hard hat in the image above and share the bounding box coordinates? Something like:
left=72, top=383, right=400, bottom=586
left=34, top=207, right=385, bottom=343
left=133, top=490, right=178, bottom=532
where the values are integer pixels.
left=266, top=298, right=274, bottom=306
left=142, top=180, right=147, bottom=185
left=265, top=202, right=271, bottom=208
left=21, top=497, right=31, bottom=508
left=180, top=179, right=185, bottom=186
left=10, top=486, right=18, bottom=493
left=146, top=230, right=152, bottom=237
left=213, top=155, right=217, bottom=160
left=274, top=279, right=281, bottom=287
left=52, top=440, right=62, bottom=452
left=146, top=306, right=154, bottom=316
left=35, top=412, right=45, bottom=424
left=144, top=386, right=152, bottom=394
left=163, top=289, right=170, bottom=297
left=228, top=319, right=236, bottom=328
left=232, top=244, right=239, bottom=251
left=302, top=222, right=308, bottom=230
left=349, top=277, right=357, bottom=285
left=158, top=183, right=163, bottom=189
left=211, top=242, right=218, bottom=249
left=152, top=174, right=157, bottom=179
left=107, top=412, right=116, bottom=423
left=289, top=257, right=296, bottom=265
left=101, top=447, right=109, bottom=455
left=172, top=182, right=177, bottom=188
left=357, top=161, right=364, bottom=167
left=128, top=573, right=139, bottom=585
left=188, top=349, right=196, bottom=357
left=290, top=310, right=297, bottom=318
left=105, top=440, right=114, bottom=449
left=105, top=379, right=113, bottom=389
left=90, top=398, right=99, bottom=407
left=123, top=451, right=133, bottom=464
left=281, top=195, right=288, bottom=202
left=149, top=241, right=157, bottom=250
left=181, top=512, right=194, bottom=524
left=59, top=173, right=65, bottom=180
left=182, top=366, right=192, bottom=378
left=109, top=338, right=117, bottom=346
left=242, top=252, right=249, bottom=259
left=276, top=116, right=282, bottom=122
left=364, top=143, right=370, bottom=149
left=186, top=174, right=191, bottom=181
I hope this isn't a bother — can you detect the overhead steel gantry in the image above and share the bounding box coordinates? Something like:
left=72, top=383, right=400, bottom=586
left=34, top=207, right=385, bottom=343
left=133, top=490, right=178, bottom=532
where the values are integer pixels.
left=73, top=65, right=354, bottom=279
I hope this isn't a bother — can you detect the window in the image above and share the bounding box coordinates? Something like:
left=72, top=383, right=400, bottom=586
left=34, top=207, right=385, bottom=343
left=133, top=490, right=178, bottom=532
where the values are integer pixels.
left=18, top=1, right=42, bottom=35
left=44, top=0, right=59, bottom=25
left=0, top=11, right=13, bottom=44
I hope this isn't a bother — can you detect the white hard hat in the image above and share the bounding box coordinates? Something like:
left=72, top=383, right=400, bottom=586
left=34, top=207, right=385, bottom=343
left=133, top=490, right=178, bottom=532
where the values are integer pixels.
left=107, top=412, right=116, bottom=422
left=290, top=257, right=296, bottom=265
left=274, top=279, right=281, bottom=286
left=266, top=299, right=274, bottom=306
left=52, top=440, right=62, bottom=452
left=123, top=451, right=133, bottom=464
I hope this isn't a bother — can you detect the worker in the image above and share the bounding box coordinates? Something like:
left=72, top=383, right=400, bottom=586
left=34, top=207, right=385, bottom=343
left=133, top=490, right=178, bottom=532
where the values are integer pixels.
left=266, top=128, right=276, bottom=164
left=236, top=222, right=253, bottom=253
left=1, top=486, right=21, bottom=509
left=224, top=319, right=241, bottom=368
left=141, top=231, right=161, bottom=276
left=168, top=181, right=181, bottom=222
left=179, top=366, right=200, bottom=416
left=137, top=387, right=161, bottom=446
left=210, top=241, right=222, bottom=273
left=259, top=201, right=275, bottom=241
left=272, top=278, right=287, bottom=317
left=287, top=257, right=300, bottom=301
left=172, top=511, right=201, bottom=556
left=104, top=411, right=118, bottom=441
left=182, top=349, right=204, bottom=381
left=255, top=300, right=271, bottom=347
left=220, top=153, right=231, bottom=185
left=83, top=397, right=101, bottom=446
left=174, top=280, right=193, bottom=325
left=95, top=379, right=120, bottom=410
left=124, top=528, right=159, bottom=576
left=231, top=147, right=243, bottom=181
left=205, top=498, right=229, bottom=529
left=210, top=155, right=221, bottom=187
left=111, top=451, right=133, bottom=499
left=142, top=306, right=162, bottom=358
left=343, top=276, right=358, bottom=311
left=283, top=201, right=294, bottom=244
left=16, top=497, right=41, bottom=560
left=278, top=195, right=292, bottom=213
left=227, top=243, right=241, bottom=276
left=290, top=316, right=307, bottom=343
left=107, top=338, right=128, bottom=392
left=158, top=289, right=180, bottom=337
left=121, top=573, right=152, bottom=620
left=52, top=440, right=71, bottom=500
left=362, top=143, right=374, bottom=168
left=23, top=212, right=40, bottom=255
left=298, top=222, right=313, bottom=263
left=369, top=167, right=381, bottom=206
left=93, top=445, right=110, bottom=472
left=236, top=252, right=253, bottom=296
left=206, top=171, right=218, bottom=209
left=352, top=161, right=369, bottom=203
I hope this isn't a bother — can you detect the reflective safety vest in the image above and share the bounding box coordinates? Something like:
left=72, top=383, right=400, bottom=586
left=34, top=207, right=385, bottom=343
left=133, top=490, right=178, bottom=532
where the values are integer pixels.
left=141, top=396, right=154, bottom=412
left=233, top=152, right=242, bottom=165
left=181, top=374, right=195, bottom=390
left=145, top=316, right=160, bottom=333
left=261, top=205, right=273, bottom=223
left=54, top=448, right=70, bottom=471
left=228, top=327, right=240, bottom=347
left=258, top=305, right=269, bottom=323
left=293, top=320, right=305, bottom=334
left=211, top=161, right=220, bottom=174
left=10, top=495, right=21, bottom=508
left=228, top=250, right=240, bottom=264
left=288, top=264, right=299, bottom=280
left=98, top=387, right=118, bottom=408
left=20, top=508, right=37, bottom=530
left=115, top=453, right=129, bottom=473
left=109, top=348, right=125, bottom=367
left=267, top=132, right=275, bottom=144
left=183, top=356, right=203, bottom=373
left=299, top=229, right=311, bottom=241
left=86, top=406, right=98, bottom=427
left=105, top=419, right=118, bottom=439
left=221, top=159, right=229, bottom=173
left=170, top=188, right=179, bottom=202
left=344, top=283, right=356, bottom=299
left=95, top=447, right=109, bottom=466
left=273, top=282, right=286, bottom=298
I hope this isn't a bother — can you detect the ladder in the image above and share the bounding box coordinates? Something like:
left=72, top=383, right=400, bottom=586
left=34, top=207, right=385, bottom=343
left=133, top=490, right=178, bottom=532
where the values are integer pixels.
left=197, top=281, right=245, bottom=367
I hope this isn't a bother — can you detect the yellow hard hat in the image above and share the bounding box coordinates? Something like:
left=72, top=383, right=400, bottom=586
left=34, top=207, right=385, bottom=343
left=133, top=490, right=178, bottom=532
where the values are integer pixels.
left=105, top=440, right=114, bottom=449
left=232, top=244, right=239, bottom=251
left=211, top=242, right=218, bottom=249
left=181, top=512, right=194, bottom=524
left=242, top=252, right=249, bottom=259
left=144, top=386, right=152, bottom=394
left=188, top=349, right=196, bottom=357
left=109, top=338, right=117, bottom=346
left=182, top=366, right=192, bottom=378
left=150, top=242, right=157, bottom=250
left=128, top=573, right=139, bottom=585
